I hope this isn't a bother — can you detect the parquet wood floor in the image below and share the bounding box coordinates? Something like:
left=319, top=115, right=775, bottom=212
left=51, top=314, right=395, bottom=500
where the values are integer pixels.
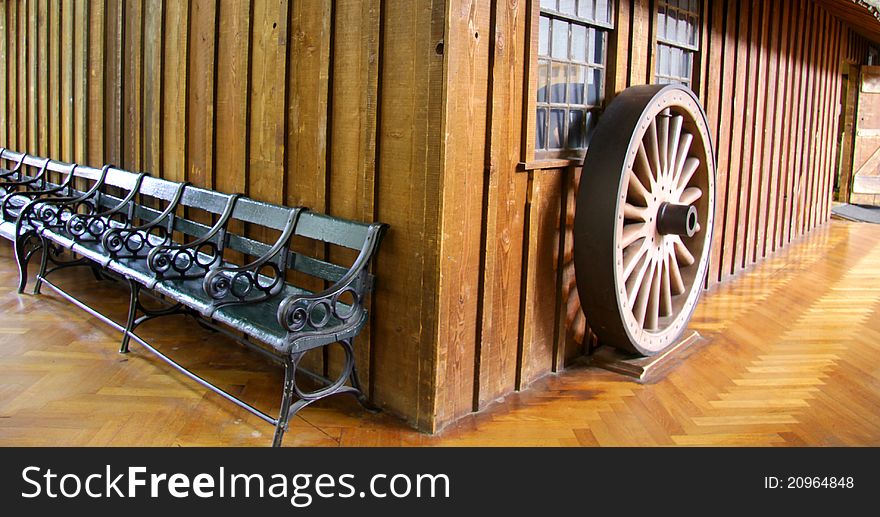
left=1, top=220, right=878, bottom=446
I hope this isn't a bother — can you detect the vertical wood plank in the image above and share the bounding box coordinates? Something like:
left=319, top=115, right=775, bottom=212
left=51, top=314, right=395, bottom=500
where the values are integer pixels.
left=811, top=8, right=827, bottom=231
left=435, top=0, right=489, bottom=419
left=214, top=0, right=250, bottom=196
left=607, top=0, right=630, bottom=98
left=0, top=2, right=6, bottom=147
left=480, top=0, right=528, bottom=400
left=37, top=0, right=49, bottom=156
left=123, top=0, right=143, bottom=170
left=372, top=0, right=445, bottom=431
left=743, top=0, right=769, bottom=267
left=8, top=0, right=18, bottom=151
left=629, top=0, right=651, bottom=86
left=728, top=0, right=753, bottom=274
left=248, top=0, right=288, bottom=201
left=87, top=0, right=104, bottom=164
left=18, top=0, right=28, bottom=150
left=706, top=0, right=732, bottom=283
left=73, top=0, right=88, bottom=164
left=286, top=0, right=331, bottom=384
left=787, top=0, right=811, bottom=245
left=287, top=0, right=331, bottom=212
left=143, top=0, right=164, bottom=176
left=326, top=0, right=381, bottom=385
left=161, top=0, right=188, bottom=181
left=187, top=0, right=216, bottom=188
left=60, top=0, right=73, bottom=161
left=103, top=0, right=123, bottom=166
left=520, top=170, right=562, bottom=383
left=775, top=0, right=798, bottom=250
left=48, top=0, right=59, bottom=158
left=755, top=0, right=781, bottom=260
left=28, top=0, right=38, bottom=152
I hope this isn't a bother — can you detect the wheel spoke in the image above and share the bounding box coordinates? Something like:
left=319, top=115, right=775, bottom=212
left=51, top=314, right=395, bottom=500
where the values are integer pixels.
left=626, top=253, right=652, bottom=304
left=623, top=238, right=650, bottom=280
left=646, top=258, right=662, bottom=330
left=668, top=115, right=683, bottom=185
left=633, top=255, right=656, bottom=328
left=628, top=172, right=651, bottom=205
left=658, top=111, right=670, bottom=181
left=646, top=119, right=662, bottom=183
left=635, top=143, right=655, bottom=189
left=679, top=186, right=703, bottom=205
left=660, top=254, right=673, bottom=317
left=673, top=134, right=694, bottom=189
left=668, top=248, right=686, bottom=295
left=673, top=236, right=696, bottom=266
left=676, top=157, right=700, bottom=194
left=624, top=203, right=649, bottom=221
left=621, top=222, right=647, bottom=248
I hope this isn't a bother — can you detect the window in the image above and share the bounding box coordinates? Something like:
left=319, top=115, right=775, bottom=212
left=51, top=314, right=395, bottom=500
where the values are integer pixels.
left=655, top=0, right=700, bottom=87
left=536, top=0, right=613, bottom=156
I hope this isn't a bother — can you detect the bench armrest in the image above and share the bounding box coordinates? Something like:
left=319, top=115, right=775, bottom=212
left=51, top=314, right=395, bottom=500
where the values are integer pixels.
left=276, top=223, right=386, bottom=338
left=64, top=172, right=149, bottom=241
left=0, top=158, right=51, bottom=194
left=203, top=206, right=304, bottom=306
left=1, top=164, right=78, bottom=221
left=147, top=193, right=242, bottom=279
left=0, top=151, right=27, bottom=180
left=102, top=182, right=189, bottom=259
left=14, top=164, right=113, bottom=233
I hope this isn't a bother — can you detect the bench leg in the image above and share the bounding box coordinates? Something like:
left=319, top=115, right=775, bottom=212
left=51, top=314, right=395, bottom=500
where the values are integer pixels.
left=120, top=279, right=140, bottom=354
left=13, top=230, right=40, bottom=294
left=31, top=236, right=51, bottom=295
left=341, top=338, right=379, bottom=413
left=272, top=355, right=299, bottom=448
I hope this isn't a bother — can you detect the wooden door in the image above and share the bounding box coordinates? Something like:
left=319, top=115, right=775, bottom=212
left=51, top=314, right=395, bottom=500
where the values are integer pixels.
left=851, top=66, right=880, bottom=206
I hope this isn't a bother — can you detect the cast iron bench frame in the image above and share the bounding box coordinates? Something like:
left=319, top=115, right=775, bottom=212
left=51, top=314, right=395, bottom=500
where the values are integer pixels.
left=0, top=149, right=387, bottom=447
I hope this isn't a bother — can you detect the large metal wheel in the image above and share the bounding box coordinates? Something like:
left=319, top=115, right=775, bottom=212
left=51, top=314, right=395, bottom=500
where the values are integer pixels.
left=573, top=84, right=715, bottom=356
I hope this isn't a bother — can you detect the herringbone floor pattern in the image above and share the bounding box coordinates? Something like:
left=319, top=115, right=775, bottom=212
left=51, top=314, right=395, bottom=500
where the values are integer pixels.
left=1, top=220, right=879, bottom=446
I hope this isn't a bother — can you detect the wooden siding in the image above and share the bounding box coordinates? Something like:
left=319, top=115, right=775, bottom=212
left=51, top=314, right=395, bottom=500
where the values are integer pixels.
left=0, top=0, right=872, bottom=433
left=0, top=0, right=445, bottom=432
left=431, top=0, right=872, bottom=430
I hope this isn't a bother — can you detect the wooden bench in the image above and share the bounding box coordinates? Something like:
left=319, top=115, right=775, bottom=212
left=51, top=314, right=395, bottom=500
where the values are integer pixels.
left=0, top=149, right=387, bottom=446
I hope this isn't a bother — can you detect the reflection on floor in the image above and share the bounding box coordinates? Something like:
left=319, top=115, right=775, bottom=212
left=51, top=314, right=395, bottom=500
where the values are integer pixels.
left=1, top=219, right=878, bottom=446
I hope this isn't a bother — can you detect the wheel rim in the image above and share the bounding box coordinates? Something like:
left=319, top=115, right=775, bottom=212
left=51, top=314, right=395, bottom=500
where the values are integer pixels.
left=573, top=85, right=715, bottom=356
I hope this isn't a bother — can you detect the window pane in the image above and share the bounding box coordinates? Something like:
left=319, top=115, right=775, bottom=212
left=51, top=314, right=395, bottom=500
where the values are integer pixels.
left=592, top=29, right=604, bottom=64
left=559, top=0, right=576, bottom=15
left=657, top=45, right=669, bottom=77
left=539, top=17, right=550, bottom=56
left=549, top=109, right=566, bottom=149
left=578, top=0, right=594, bottom=20
left=537, top=60, right=550, bottom=103
left=688, top=15, right=698, bottom=46
left=540, top=0, right=557, bottom=10
left=550, top=62, right=568, bottom=103
left=682, top=50, right=692, bottom=79
left=536, top=108, right=548, bottom=150
left=587, top=68, right=602, bottom=105
left=568, top=110, right=585, bottom=148
left=658, top=7, right=666, bottom=39
left=571, top=24, right=587, bottom=62
left=569, top=65, right=586, bottom=105
left=596, top=0, right=609, bottom=23
left=552, top=20, right=568, bottom=59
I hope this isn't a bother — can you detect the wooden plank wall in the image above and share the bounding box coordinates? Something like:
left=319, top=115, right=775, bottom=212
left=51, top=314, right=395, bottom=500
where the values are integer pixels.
left=431, top=0, right=873, bottom=431
left=0, top=0, right=872, bottom=433
left=0, top=0, right=447, bottom=432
